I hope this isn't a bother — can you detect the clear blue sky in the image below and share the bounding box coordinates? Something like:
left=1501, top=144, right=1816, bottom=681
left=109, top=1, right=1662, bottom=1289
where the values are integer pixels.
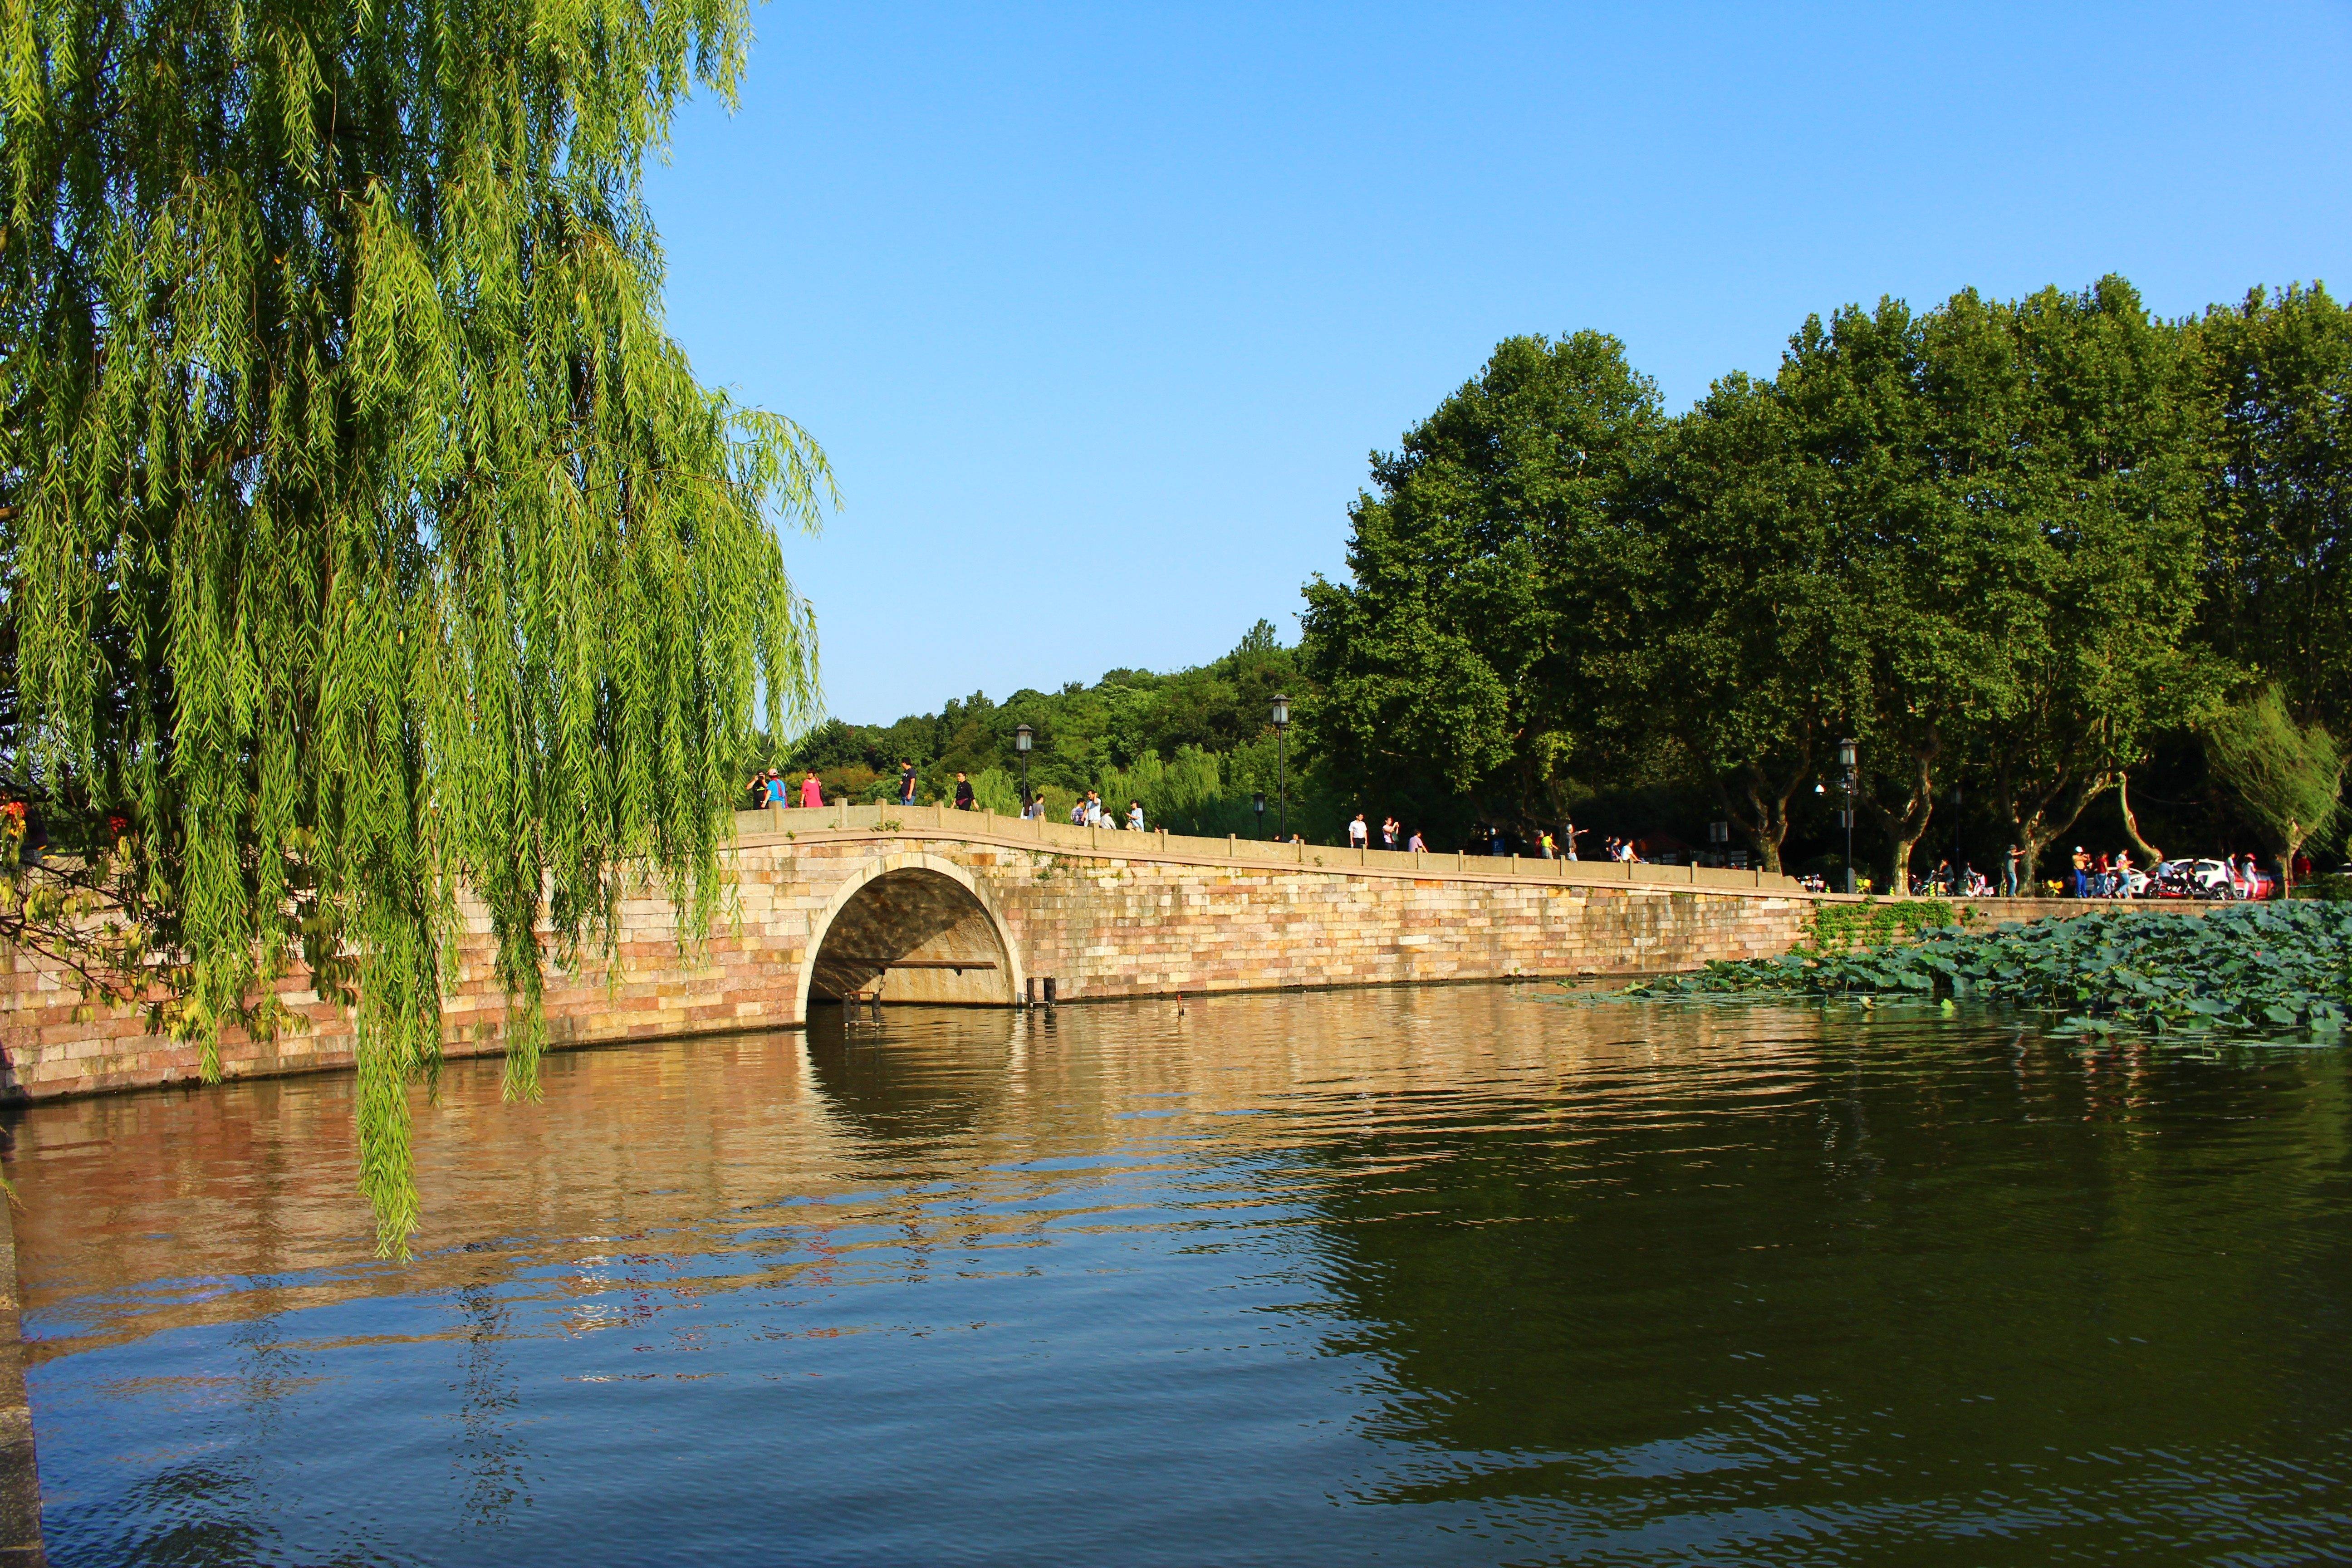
left=645, top=2, right=2352, bottom=727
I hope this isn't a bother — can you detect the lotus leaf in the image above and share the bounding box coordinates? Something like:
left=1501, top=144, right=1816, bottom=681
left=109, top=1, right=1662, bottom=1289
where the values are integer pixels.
left=1612, top=904, right=2352, bottom=1044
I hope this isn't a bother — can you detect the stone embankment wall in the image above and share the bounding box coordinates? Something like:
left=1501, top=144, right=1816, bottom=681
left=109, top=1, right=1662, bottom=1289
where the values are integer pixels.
left=0, top=801, right=2204, bottom=1103
left=1952, top=897, right=2214, bottom=928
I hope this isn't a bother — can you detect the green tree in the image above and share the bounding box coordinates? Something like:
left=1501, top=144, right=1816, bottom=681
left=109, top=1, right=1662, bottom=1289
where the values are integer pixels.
left=2204, top=688, right=2343, bottom=890
left=1748, top=297, right=2001, bottom=890
left=2195, top=285, right=2352, bottom=737
left=1651, top=372, right=1871, bottom=872
left=0, top=0, right=827, bottom=1252
left=784, top=622, right=1307, bottom=827
left=1730, top=281, right=2215, bottom=892
left=967, top=768, right=1022, bottom=816
left=1300, top=333, right=1665, bottom=832
left=1096, top=743, right=1253, bottom=835
left=1923, top=281, right=2224, bottom=889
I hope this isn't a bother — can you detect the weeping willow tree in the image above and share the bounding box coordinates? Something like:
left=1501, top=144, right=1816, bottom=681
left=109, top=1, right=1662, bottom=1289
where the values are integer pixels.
left=2204, top=687, right=2343, bottom=893
left=0, top=0, right=828, bottom=1252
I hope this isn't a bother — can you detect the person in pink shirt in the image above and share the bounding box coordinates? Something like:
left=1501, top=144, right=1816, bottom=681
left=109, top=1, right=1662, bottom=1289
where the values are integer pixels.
left=798, top=771, right=823, bottom=808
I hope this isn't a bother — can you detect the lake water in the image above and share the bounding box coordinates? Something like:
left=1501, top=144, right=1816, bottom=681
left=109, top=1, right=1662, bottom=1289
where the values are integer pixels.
left=9, top=987, right=2352, bottom=1566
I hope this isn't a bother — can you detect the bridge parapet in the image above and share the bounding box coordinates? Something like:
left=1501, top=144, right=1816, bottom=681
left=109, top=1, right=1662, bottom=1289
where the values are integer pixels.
left=737, top=800, right=1809, bottom=897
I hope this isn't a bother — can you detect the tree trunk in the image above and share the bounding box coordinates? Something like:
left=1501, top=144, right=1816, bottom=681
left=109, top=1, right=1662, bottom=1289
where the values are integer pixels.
left=2278, top=822, right=2309, bottom=895
left=1997, top=759, right=2114, bottom=895
left=1864, top=741, right=1938, bottom=896
left=1887, top=830, right=1922, bottom=895
left=2116, top=771, right=2163, bottom=869
left=1745, top=806, right=1788, bottom=875
left=1718, top=758, right=1806, bottom=875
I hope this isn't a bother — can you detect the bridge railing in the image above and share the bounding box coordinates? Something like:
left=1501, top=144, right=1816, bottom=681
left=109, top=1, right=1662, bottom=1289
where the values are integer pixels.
left=737, top=799, right=1807, bottom=895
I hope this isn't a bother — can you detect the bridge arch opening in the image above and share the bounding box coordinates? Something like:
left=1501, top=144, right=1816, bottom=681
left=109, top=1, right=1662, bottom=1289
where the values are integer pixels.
left=802, top=857, right=1021, bottom=1012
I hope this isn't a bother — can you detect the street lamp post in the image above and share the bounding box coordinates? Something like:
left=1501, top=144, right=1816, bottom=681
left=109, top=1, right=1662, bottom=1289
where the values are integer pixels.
left=1253, top=792, right=1266, bottom=838
left=1014, top=723, right=1033, bottom=810
left=1271, top=694, right=1291, bottom=841
left=1837, top=738, right=1858, bottom=895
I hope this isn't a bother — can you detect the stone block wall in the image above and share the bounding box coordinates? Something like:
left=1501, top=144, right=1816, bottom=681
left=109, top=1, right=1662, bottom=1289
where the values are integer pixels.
left=9, top=816, right=2172, bottom=1105
left=1946, top=896, right=2216, bottom=927
left=988, top=853, right=1808, bottom=998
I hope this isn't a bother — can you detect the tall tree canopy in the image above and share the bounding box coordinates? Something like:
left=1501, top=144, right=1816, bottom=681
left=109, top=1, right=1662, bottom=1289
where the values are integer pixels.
left=1701, top=297, right=1996, bottom=885
left=1301, top=276, right=2324, bottom=886
left=1929, top=280, right=2218, bottom=887
left=2195, top=284, right=2352, bottom=738
left=1300, top=332, right=1665, bottom=831
left=0, top=0, right=828, bottom=1251
left=1650, top=368, right=1871, bottom=872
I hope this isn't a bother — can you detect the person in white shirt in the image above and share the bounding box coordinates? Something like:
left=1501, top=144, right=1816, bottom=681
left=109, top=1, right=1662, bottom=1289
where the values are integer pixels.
left=1406, top=829, right=1425, bottom=852
left=1126, top=801, right=1145, bottom=832
left=1348, top=813, right=1369, bottom=848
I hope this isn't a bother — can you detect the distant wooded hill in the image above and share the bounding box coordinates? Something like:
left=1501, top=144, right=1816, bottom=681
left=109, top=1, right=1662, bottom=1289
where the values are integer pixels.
left=766, top=621, right=1333, bottom=836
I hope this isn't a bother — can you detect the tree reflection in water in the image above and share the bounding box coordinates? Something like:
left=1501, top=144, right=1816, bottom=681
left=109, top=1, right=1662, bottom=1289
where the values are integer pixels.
left=8, top=991, right=2352, bottom=1566
left=450, top=1279, right=529, bottom=1533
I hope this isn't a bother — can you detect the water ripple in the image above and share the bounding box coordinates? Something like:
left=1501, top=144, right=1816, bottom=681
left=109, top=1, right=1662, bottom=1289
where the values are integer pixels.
left=9, top=987, right=2350, bottom=1566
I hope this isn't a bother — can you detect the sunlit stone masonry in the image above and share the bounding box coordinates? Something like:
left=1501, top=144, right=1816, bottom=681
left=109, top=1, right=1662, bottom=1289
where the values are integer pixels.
left=3, top=802, right=2059, bottom=1100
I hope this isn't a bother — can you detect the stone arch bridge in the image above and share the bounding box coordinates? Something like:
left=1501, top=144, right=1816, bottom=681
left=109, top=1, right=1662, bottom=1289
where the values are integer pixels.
left=8, top=803, right=1853, bottom=1099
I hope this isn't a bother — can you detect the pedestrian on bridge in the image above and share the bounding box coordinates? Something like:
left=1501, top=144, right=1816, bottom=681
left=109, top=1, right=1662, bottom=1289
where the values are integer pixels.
left=954, top=772, right=976, bottom=811
left=799, top=771, right=823, bottom=808
left=1348, top=813, right=1369, bottom=849
left=898, top=761, right=917, bottom=806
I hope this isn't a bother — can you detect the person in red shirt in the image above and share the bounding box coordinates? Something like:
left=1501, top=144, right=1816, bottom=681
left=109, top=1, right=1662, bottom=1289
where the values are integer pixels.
left=799, top=771, right=823, bottom=808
